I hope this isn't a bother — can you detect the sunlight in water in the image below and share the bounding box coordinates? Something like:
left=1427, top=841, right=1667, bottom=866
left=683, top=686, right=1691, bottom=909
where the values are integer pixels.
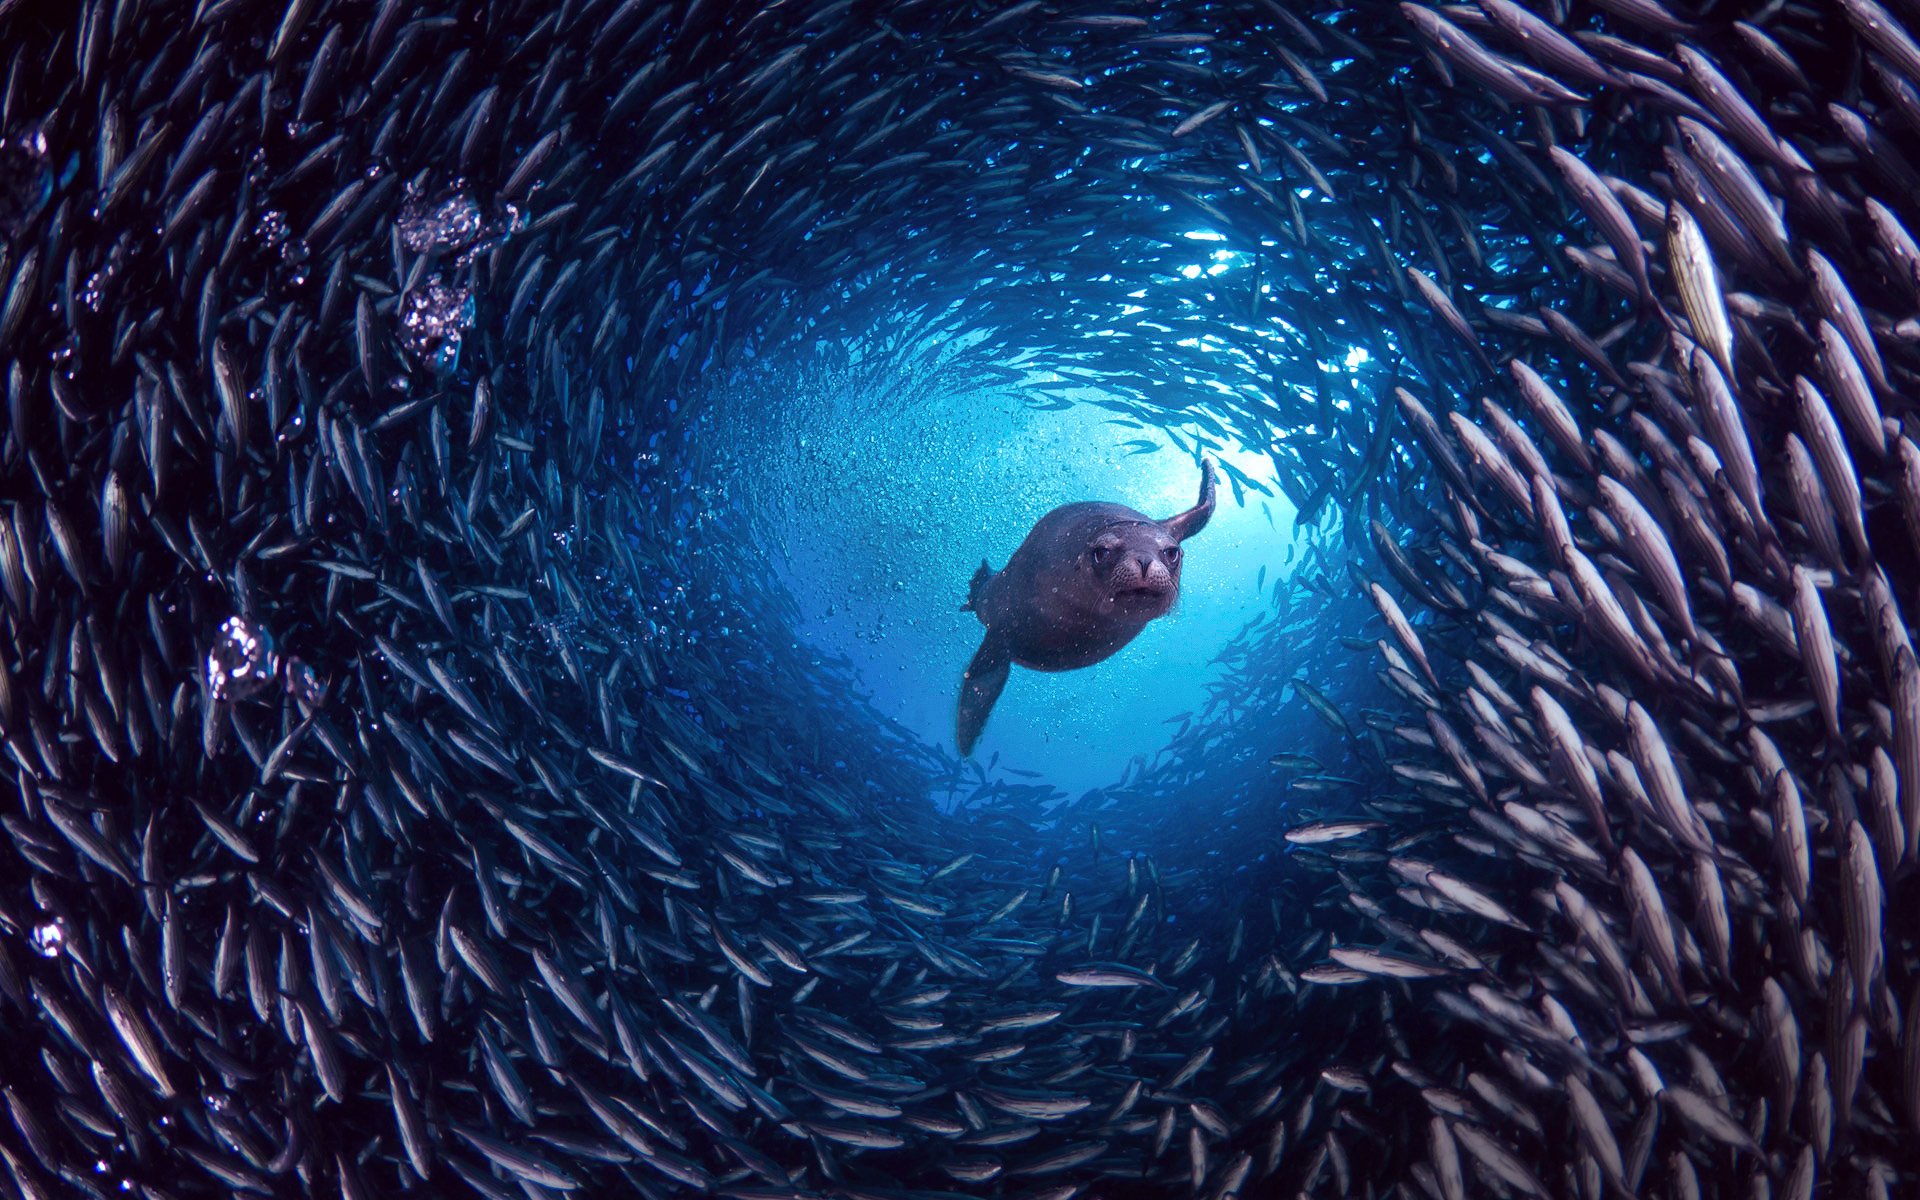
left=746, top=353, right=1310, bottom=796
left=1138, top=436, right=1271, bottom=518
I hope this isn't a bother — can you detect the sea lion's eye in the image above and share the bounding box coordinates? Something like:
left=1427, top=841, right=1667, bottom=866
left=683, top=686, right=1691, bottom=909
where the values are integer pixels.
left=1090, top=545, right=1111, bottom=564
left=1165, top=546, right=1181, bottom=564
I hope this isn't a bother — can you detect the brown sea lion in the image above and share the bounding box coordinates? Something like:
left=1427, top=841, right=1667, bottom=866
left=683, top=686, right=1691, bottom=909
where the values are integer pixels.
left=956, top=459, right=1217, bottom=756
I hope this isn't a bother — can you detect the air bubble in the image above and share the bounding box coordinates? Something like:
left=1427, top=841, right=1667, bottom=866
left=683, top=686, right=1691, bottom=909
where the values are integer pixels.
left=205, top=615, right=279, bottom=702
left=286, top=660, right=327, bottom=706
left=397, top=189, right=484, bottom=254
left=256, top=208, right=311, bottom=287
left=399, top=275, right=474, bottom=377
left=29, top=917, right=66, bottom=958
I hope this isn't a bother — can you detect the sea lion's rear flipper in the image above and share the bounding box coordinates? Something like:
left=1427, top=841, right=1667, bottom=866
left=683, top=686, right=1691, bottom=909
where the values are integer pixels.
left=959, top=559, right=994, bottom=613
left=956, top=633, right=1011, bottom=756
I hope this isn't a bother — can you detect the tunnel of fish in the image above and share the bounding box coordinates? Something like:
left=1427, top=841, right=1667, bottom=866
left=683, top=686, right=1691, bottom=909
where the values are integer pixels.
left=0, top=0, right=1917, bottom=1196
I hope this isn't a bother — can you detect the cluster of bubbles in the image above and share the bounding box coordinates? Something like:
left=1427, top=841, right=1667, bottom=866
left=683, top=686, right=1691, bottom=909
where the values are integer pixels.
left=253, top=207, right=312, bottom=288
left=28, top=916, right=66, bottom=959
left=204, top=615, right=326, bottom=705
left=396, top=190, right=486, bottom=254
left=399, top=274, right=477, bottom=376
left=77, top=242, right=126, bottom=314
left=204, top=615, right=281, bottom=703
left=392, top=184, right=525, bottom=376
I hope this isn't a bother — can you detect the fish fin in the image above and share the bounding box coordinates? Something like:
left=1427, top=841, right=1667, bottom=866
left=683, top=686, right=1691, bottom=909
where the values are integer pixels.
left=959, top=559, right=995, bottom=613
left=956, top=633, right=1011, bottom=757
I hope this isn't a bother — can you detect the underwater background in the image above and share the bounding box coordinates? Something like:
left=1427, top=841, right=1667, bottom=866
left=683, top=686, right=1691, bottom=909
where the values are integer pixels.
left=0, top=0, right=1918, bottom=1197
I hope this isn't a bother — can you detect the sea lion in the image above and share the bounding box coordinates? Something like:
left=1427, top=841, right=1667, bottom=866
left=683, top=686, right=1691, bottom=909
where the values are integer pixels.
left=956, top=459, right=1217, bottom=756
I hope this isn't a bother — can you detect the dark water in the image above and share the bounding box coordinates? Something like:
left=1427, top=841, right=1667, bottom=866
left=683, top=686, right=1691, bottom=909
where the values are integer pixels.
left=0, top=0, right=1917, bottom=1197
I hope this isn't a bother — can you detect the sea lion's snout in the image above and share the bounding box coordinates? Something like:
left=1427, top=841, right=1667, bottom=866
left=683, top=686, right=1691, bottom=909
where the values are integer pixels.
left=1103, top=544, right=1178, bottom=611
left=1124, top=555, right=1174, bottom=590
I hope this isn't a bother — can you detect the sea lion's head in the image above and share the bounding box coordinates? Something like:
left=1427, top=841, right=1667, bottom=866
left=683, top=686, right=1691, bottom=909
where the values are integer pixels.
left=1087, top=523, right=1186, bottom=617
left=1085, top=458, right=1217, bottom=619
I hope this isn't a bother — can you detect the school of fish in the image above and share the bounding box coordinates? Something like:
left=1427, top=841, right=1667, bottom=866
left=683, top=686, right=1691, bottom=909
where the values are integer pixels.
left=0, top=0, right=1917, bottom=1197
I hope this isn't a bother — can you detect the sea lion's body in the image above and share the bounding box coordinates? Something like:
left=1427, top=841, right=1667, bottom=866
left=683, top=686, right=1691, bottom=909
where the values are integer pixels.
left=956, top=461, right=1216, bottom=755
left=965, top=501, right=1180, bottom=672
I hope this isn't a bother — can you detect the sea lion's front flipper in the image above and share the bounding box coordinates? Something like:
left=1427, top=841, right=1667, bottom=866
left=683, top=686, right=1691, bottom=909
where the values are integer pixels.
left=959, top=559, right=995, bottom=614
left=956, top=633, right=1011, bottom=756
left=1162, top=458, right=1217, bottom=542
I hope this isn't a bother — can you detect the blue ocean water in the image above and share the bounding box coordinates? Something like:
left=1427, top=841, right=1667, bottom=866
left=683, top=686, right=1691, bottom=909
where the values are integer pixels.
left=720, top=352, right=1307, bottom=798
